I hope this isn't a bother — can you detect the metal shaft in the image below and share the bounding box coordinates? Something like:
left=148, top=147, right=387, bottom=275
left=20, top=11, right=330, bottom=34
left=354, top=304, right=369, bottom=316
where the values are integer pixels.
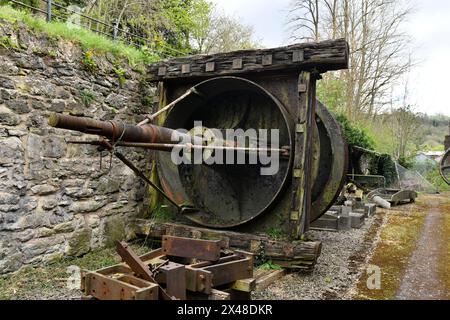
left=49, top=113, right=197, bottom=144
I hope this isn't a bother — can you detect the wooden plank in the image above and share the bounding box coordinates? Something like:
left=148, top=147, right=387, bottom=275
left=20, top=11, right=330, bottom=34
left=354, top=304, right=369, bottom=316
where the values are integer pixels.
left=162, top=235, right=223, bottom=261
left=231, top=278, right=256, bottom=292
left=255, top=270, right=287, bottom=292
left=209, top=289, right=231, bottom=300
left=289, top=71, right=319, bottom=238
left=147, top=39, right=349, bottom=81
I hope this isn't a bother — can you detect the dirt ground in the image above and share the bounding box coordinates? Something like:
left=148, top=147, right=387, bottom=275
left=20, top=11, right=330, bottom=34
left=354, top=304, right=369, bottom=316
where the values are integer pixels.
left=1, top=193, right=449, bottom=300
left=255, top=193, right=450, bottom=300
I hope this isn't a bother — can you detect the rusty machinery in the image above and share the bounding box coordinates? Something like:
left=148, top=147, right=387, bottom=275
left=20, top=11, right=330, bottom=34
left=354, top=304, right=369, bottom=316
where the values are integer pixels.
left=441, top=149, right=450, bottom=186
left=442, top=123, right=450, bottom=185
left=49, top=39, right=349, bottom=239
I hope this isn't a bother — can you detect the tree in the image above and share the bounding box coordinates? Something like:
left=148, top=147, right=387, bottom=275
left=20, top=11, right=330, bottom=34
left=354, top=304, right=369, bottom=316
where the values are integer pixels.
left=190, top=7, right=260, bottom=54
left=287, top=0, right=414, bottom=120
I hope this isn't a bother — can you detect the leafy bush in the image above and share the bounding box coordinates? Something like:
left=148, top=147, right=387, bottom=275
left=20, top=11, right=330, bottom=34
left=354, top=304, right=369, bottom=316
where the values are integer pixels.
left=335, top=113, right=375, bottom=150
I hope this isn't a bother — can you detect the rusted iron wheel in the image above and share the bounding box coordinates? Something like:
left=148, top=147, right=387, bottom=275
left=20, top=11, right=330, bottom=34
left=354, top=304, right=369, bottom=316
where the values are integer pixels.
left=157, top=77, right=347, bottom=228
left=440, top=149, right=450, bottom=186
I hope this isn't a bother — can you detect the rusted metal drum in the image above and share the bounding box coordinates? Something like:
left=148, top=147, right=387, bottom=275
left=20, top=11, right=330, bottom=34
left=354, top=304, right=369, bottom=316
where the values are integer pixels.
left=157, top=77, right=347, bottom=228
left=440, top=149, right=450, bottom=185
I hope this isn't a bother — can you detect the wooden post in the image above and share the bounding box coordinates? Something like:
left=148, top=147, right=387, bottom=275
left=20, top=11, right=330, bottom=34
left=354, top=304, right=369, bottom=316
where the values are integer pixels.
left=289, top=71, right=320, bottom=239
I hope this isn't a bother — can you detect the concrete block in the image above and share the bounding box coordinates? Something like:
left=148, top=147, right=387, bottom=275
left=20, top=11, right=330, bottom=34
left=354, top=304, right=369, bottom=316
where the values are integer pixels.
left=350, top=212, right=365, bottom=229
left=331, top=206, right=342, bottom=214
left=354, top=200, right=365, bottom=210
left=365, top=203, right=377, bottom=217
left=341, top=205, right=352, bottom=217
left=311, top=214, right=339, bottom=232
left=338, top=215, right=351, bottom=231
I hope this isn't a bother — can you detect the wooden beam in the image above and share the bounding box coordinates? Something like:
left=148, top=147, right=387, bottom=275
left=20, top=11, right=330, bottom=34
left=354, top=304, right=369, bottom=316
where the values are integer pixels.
left=289, top=71, right=319, bottom=238
left=132, top=221, right=322, bottom=270
left=255, top=269, right=287, bottom=292
left=147, top=39, right=349, bottom=81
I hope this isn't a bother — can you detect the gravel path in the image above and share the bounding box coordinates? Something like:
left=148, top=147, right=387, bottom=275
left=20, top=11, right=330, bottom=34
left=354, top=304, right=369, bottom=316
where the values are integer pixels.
left=396, top=199, right=448, bottom=300
left=253, top=214, right=383, bottom=300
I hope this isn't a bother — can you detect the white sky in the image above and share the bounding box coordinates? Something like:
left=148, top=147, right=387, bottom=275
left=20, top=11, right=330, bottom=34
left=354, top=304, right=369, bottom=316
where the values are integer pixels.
left=211, top=0, right=450, bottom=116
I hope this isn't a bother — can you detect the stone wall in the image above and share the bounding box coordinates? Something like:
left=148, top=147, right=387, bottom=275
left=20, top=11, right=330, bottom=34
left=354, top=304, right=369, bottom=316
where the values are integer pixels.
left=0, top=20, right=154, bottom=273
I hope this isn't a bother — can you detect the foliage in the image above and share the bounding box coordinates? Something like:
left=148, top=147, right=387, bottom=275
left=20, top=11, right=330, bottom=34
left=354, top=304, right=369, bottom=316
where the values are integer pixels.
left=81, top=50, right=97, bottom=72
left=259, top=260, right=283, bottom=271
left=266, top=227, right=283, bottom=240
left=317, top=76, right=345, bottom=113
left=190, top=7, right=260, bottom=54
left=151, top=205, right=175, bottom=222
left=334, top=113, right=375, bottom=150
left=397, top=156, right=415, bottom=169
left=0, top=5, right=158, bottom=68
left=79, top=89, right=95, bottom=107
left=0, top=243, right=149, bottom=300
left=113, top=66, right=127, bottom=87
left=0, top=35, right=19, bottom=50
left=425, top=167, right=450, bottom=192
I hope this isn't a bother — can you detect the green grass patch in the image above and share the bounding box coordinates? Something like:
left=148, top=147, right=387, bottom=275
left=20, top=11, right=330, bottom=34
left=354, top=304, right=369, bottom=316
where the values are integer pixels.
left=0, top=5, right=159, bottom=69
left=79, top=89, right=95, bottom=107
left=0, top=243, right=149, bottom=300
left=151, top=205, right=176, bottom=222
left=354, top=206, right=426, bottom=299
left=259, top=261, right=283, bottom=271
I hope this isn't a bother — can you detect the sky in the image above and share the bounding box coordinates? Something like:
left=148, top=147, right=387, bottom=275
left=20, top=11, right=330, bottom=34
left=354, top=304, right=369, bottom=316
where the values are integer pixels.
left=211, top=0, right=450, bottom=116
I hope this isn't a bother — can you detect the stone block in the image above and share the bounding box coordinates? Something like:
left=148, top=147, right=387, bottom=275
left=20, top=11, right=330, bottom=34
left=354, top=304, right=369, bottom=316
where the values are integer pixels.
left=350, top=212, right=365, bottom=229
left=341, top=205, right=352, bottom=217
left=311, top=213, right=339, bottom=231
left=66, top=228, right=92, bottom=257
left=338, top=215, right=352, bottom=231
left=365, top=203, right=377, bottom=217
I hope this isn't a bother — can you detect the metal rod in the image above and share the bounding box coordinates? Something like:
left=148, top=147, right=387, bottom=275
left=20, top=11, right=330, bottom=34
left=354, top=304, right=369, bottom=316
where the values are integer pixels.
left=138, top=87, right=203, bottom=126
left=46, top=0, right=52, bottom=22
left=9, top=0, right=48, bottom=15
left=67, top=140, right=290, bottom=155
left=99, top=140, right=182, bottom=211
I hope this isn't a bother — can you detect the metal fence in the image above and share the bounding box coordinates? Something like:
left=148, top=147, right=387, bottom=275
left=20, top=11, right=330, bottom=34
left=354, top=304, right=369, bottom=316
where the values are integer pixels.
left=7, top=0, right=183, bottom=58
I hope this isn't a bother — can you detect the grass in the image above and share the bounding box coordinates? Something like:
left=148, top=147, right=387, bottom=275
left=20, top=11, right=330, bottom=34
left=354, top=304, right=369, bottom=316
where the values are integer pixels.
left=0, top=242, right=150, bottom=300
left=259, top=261, right=283, bottom=271
left=79, top=89, right=95, bottom=107
left=354, top=206, right=426, bottom=300
left=151, top=205, right=176, bottom=222
left=0, top=5, right=159, bottom=69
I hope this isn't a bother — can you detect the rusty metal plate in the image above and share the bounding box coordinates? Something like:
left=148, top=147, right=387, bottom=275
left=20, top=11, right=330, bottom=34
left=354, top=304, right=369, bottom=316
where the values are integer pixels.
left=160, top=262, right=187, bottom=299
left=440, top=148, right=450, bottom=185
left=185, top=266, right=213, bottom=294
left=310, top=101, right=349, bottom=222
left=157, top=77, right=294, bottom=228
left=162, top=235, right=223, bottom=261
left=85, top=272, right=158, bottom=300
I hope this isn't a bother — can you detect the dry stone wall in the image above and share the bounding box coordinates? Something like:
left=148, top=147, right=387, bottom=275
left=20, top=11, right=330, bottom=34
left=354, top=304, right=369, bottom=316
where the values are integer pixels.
left=0, top=20, right=154, bottom=273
